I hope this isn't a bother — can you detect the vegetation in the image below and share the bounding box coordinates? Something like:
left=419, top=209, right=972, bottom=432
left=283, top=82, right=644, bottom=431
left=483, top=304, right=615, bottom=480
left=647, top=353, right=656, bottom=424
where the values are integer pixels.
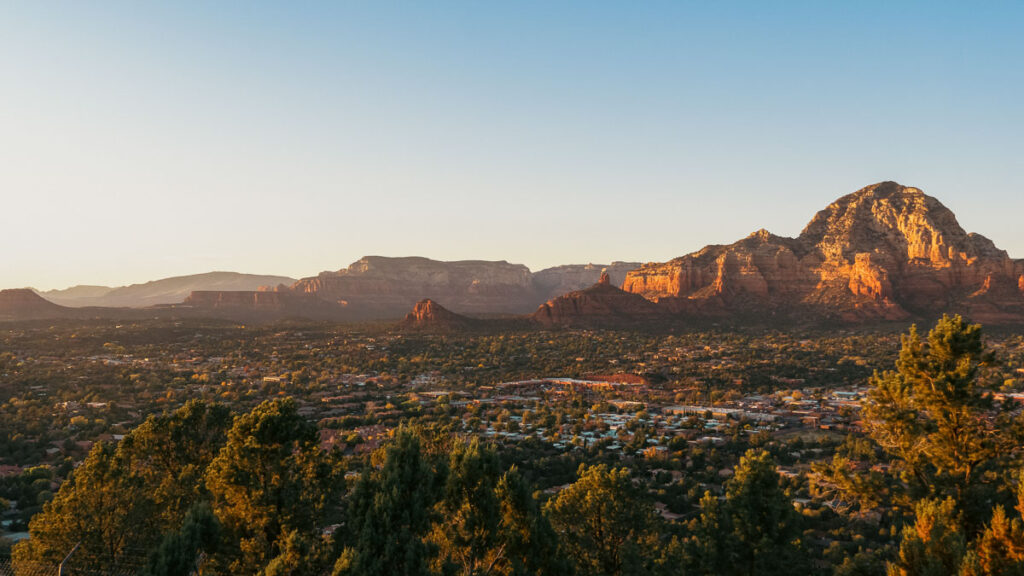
left=1, top=315, right=1024, bottom=574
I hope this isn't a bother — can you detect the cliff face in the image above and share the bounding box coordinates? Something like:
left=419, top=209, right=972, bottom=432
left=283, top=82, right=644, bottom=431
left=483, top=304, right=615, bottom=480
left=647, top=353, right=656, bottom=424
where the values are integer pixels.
left=622, top=230, right=818, bottom=316
left=622, top=182, right=1024, bottom=323
left=291, top=256, right=537, bottom=317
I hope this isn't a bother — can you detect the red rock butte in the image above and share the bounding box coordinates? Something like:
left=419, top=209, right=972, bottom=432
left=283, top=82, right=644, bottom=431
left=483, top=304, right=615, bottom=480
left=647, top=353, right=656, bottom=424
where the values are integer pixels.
left=620, top=181, right=1024, bottom=324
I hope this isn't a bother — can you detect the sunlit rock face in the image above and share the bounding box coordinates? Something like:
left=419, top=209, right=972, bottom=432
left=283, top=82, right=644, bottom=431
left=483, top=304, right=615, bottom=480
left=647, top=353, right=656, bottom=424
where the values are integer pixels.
left=623, top=182, right=1024, bottom=323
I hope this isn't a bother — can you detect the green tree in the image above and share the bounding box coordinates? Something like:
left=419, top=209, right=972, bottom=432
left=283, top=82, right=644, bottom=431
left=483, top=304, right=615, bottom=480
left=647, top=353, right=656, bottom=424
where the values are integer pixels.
left=960, top=504, right=1024, bottom=576
left=140, top=503, right=221, bottom=576
left=722, top=449, right=803, bottom=576
left=686, top=490, right=727, bottom=575
left=119, top=400, right=232, bottom=528
left=205, top=398, right=340, bottom=574
left=13, top=442, right=158, bottom=572
left=430, top=438, right=570, bottom=576
left=863, top=315, right=1016, bottom=524
left=887, top=498, right=964, bottom=576
left=544, top=463, right=661, bottom=576
left=336, top=427, right=440, bottom=576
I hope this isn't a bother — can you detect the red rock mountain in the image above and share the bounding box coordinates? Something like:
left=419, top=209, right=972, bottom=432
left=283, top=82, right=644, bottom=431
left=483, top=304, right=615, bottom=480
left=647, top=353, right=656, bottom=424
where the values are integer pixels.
left=531, top=271, right=663, bottom=326
left=622, top=182, right=1024, bottom=323
left=400, top=299, right=476, bottom=331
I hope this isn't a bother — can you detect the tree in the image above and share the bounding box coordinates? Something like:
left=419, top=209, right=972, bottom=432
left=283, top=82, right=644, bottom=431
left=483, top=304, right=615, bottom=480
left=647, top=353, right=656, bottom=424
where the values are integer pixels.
left=205, top=398, right=341, bottom=574
left=960, top=497, right=1024, bottom=576
left=887, top=498, right=964, bottom=576
left=430, top=438, right=570, bottom=576
left=119, top=400, right=232, bottom=528
left=722, top=449, right=803, bottom=576
left=336, top=427, right=440, bottom=576
left=544, top=463, right=661, bottom=576
left=685, top=490, right=727, bottom=575
left=140, top=503, right=221, bottom=576
left=862, top=316, right=1019, bottom=528
left=13, top=442, right=158, bottom=572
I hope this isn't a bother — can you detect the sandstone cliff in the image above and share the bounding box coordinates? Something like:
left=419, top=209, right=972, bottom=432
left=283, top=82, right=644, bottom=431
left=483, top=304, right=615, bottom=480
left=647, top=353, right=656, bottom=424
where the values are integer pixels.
left=291, top=256, right=537, bottom=317
left=622, top=182, right=1024, bottom=324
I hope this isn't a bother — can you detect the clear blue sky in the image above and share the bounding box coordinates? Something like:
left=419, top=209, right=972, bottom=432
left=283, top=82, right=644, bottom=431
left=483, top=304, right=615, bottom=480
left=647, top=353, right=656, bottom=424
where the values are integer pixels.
left=2, top=1, right=1022, bottom=290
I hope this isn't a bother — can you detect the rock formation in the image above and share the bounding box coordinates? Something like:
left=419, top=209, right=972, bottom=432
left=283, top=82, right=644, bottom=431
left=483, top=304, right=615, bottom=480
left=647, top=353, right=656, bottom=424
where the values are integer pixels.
left=623, top=181, right=1024, bottom=324
left=399, top=299, right=476, bottom=331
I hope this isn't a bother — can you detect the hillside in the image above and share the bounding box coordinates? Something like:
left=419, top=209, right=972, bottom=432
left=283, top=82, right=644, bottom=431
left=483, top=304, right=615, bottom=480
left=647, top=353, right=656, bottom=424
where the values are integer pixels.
left=41, top=272, right=297, bottom=308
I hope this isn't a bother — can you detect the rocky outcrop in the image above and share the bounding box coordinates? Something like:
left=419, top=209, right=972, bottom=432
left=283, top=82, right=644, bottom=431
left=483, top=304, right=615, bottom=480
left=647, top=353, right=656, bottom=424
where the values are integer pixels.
left=623, top=182, right=1024, bottom=324
left=400, top=299, right=475, bottom=331
left=531, top=272, right=662, bottom=326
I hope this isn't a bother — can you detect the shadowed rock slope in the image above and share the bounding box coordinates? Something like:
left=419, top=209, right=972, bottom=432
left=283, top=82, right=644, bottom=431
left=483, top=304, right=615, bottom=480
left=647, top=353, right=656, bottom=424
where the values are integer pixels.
left=399, top=299, right=478, bottom=331
left=531, top=272, right=663, bottom=326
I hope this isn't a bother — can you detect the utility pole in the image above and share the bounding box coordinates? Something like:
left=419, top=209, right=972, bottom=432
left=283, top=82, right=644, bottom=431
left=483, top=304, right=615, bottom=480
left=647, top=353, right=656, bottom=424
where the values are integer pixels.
left=57, top=541, right=80, bottom=576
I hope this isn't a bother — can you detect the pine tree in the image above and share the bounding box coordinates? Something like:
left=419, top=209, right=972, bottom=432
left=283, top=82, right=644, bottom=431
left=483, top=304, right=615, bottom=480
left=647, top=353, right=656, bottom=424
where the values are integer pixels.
left=12, top=442, right=158, bottom=572
left=335, top=427, right=440, bottom=576
left=722, top=449, right=803, bottom=576
left=863, top=315, right=1018, bottom=527
left=544, top=463, right=661, bottom=576
left=205, top=398, right=340, bottom=574
left=140, top=503, right=221, bottom=576
left=887, top=498, right=964, bottom=576
left=686, top=491, right=726, bottom=575
left=960, top=505, right=1024, bottom=576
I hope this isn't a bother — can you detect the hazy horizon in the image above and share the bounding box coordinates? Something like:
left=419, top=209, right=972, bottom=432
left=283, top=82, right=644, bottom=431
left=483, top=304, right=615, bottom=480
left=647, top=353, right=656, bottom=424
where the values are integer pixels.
left=4, top=1, right=1023, bottom=291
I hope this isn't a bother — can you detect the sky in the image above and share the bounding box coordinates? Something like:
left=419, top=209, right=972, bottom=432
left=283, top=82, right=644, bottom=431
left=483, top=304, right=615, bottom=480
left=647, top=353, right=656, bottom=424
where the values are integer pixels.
left=2, top=1, right=1023, bottom=290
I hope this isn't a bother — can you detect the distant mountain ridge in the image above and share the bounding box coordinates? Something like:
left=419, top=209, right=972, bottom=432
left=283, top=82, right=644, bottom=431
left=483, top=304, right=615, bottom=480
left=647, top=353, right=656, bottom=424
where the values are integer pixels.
left=7, top=181, right=1024, bottom=326
left=286, top=257, right=643, bottom=318
left=39, top=272, right=297, bottom=308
